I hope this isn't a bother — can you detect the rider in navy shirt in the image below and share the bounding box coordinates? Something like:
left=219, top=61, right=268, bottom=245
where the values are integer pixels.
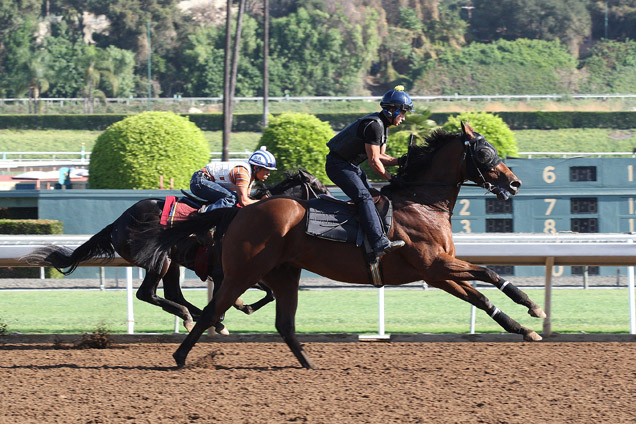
left=325, top=85, right=413, bottom=262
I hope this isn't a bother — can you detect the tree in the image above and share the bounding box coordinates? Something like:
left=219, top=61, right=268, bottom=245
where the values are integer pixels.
left=588, top=1, right=636, bottom=41
left=89, top=112, right=209, bottom=189
left=579, top=39, right=636, bottom=93
left=442, top=112, right=518, bottom=158
left=258, top=113, right=334, bottom=184
left=79, top=45, right=116, bottom=113
left=471, top=0, right=591, bottom=56
left=414, top=38, right=578, bottom=95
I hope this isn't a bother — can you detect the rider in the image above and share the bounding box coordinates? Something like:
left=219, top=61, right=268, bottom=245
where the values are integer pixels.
left=191, top=146, right=277, bottom=212
left=325, top=85, right=413, bottom=261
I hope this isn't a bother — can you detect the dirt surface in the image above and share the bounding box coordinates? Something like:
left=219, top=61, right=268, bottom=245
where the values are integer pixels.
left=1, top=341, right=635, bottom=423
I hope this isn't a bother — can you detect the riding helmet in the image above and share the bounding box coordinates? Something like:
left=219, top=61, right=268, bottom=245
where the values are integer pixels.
left=380, top=85, right=414, bottom=119
left=248, top=146, right=277, bottom=170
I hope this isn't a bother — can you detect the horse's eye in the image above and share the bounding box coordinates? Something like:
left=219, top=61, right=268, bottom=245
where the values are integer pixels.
left=476, top=147, right=495, bottom=164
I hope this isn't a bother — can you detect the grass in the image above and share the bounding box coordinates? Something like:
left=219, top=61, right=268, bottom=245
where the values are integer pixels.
left=1, top=127, right=635, bottom=158
left=0, top=129, right=262, bottom=156
left=0, top=288, right=632, bottom=335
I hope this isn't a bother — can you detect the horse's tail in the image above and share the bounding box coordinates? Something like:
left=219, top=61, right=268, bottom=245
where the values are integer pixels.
left=133, top=207, right=239, bottom=271
left=21, top=224, right=116, bottom=276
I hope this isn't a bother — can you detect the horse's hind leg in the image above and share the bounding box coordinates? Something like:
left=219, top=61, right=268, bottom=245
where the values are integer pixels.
left=430, top=279, right=542, bottom=342
left=233, top=282, right=275, bottom=315
left=430, top=254, right=545, bottom=319
left=265, top=266, right=316, bottom=369
left=492, top=277, right=545, bottom=319
left=136, top=259, right=196, bottom=332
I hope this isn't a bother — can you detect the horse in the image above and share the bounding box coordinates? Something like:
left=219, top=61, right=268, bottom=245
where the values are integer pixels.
left=23, top=168, right=331, bottom=333
left=137, top=122, right=544, bottom=369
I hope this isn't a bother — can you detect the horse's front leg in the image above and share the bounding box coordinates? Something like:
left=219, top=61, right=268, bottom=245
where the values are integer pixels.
left=428, top=279, right=542, bottom=342
left=173, top=276, right=252, bottom=368
left=431, top=254, right=546, bottom=320
left=265, top=265, right=315, bottom=369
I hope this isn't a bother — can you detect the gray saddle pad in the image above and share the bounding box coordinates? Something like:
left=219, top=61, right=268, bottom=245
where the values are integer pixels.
left=305, top=195, right=393, bottom=246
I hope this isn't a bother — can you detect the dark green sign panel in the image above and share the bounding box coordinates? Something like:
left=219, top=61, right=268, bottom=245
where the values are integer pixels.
left=451, top=157, right=636, bottom=278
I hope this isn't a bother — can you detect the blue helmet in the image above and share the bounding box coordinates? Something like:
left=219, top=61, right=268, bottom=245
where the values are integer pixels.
left=248, top=146, right=277, bottom=170
left=380, top=85, right=413, bottom=119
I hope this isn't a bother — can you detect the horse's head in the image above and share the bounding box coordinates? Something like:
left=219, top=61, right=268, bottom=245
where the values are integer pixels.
left=395, top=122, right=521, bottom=200
left=257, top=168, right=331, bottom=200
left=297, top=168, right=331, bottom=198
left=459, top=121, right=521, bottom=200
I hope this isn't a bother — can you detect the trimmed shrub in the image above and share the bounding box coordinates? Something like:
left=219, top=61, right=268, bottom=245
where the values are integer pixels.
left=442, top=112, right=519, bottom=158
left=89, top=112, right=210, bottom=189
left=0, top=219, right=64, bottom=278
left=258, top=113, right=334, bottom=184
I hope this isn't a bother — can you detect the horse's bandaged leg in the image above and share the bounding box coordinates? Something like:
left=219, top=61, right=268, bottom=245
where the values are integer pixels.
left=488, top=305, right=522, bottom=334
left=496, top=278, right=532, bottom=307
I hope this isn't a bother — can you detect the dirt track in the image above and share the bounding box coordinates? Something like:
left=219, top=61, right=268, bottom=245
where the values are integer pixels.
left=1, top=341, right=635, bottom=423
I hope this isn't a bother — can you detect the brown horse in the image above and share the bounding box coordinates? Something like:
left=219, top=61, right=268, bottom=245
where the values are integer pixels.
left=140, top=122, right=544, bottom=369
left=23, top=168, right=330, bottom=333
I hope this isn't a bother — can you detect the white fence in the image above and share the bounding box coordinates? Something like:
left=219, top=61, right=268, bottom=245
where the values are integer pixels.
left=1, top=233, right=635, bottom=336
left=2, top=93, right=636, bottom=105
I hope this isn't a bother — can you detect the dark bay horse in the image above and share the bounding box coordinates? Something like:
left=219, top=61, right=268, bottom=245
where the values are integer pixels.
left=139, top=122, right=545, bottom=369
left=23, top=168, right=330, bottom=333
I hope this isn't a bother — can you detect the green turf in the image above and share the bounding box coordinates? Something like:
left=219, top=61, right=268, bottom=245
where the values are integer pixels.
left=0, top=129, right=262, bottom=157
left=2, top=128, right=635, bottom=158
left=0, top=288, right=632, bottom=335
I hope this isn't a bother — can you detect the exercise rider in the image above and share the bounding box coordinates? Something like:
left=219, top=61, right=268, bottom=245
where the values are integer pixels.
left=325, top=85, right=413, bottom=262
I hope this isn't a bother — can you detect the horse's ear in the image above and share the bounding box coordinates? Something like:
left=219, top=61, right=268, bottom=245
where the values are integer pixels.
left=461, top=121, right=476, bottom=139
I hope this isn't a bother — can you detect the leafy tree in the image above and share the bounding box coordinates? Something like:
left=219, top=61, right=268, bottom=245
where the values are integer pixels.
left=258, top=113, right=334, bottom=184
left=470, top=0, right=591, bottom=55
left=269, top=6, right=379, bottom=96
left=89, top=112, right=209, bottom=189
left=588, top=1, right=636, bottom=41
left=442, top=112, right=518, bottom=158
left=578, top=39, right=636, bottom=93
left=414, top=38, right=578, bottom=95
left=0, top=18, right=38, bottom=97
left=79, top=45, right=116, bottom=113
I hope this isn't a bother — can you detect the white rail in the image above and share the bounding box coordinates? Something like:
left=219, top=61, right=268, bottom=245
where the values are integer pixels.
left=2, top=94, right=636, bottom=104
left=1, top=233, right=635, bottom=336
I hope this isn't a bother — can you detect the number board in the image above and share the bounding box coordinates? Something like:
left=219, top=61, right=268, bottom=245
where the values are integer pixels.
left=450, top=157, right=636, bottom=277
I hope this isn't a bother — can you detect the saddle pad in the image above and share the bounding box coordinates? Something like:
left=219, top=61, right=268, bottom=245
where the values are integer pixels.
left=160, top=196, right=201, bottom=227
left=305, top=197, right=393, bottom=245
left=305, top=197, right=360, bottom=243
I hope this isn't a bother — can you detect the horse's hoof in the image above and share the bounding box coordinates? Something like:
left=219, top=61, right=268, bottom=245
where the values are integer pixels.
left=183, top=320, right=195, bottom=333
left=214, top=323, right=230, bottom=335
left=173, top=351, right=186, bottom=368
left=523, top=331, right=542, bottom=342
left=528, top=307, right=547, bottom=319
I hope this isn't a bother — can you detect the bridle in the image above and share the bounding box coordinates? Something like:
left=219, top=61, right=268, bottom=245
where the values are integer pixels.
left=460, top=134, right=509, bottom=199
left=395, top=134, right=509, bottom=212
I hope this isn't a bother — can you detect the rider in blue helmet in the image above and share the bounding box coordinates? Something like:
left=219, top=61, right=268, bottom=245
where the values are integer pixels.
left=191, top=146, right=277, bottom=212
left=325, top=85, right=413, bottom=262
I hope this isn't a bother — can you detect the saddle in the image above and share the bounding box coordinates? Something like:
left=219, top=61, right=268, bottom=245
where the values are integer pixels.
left=305, top=192, right=394, bottom=287
left=159, top=194, right=202, bottom=226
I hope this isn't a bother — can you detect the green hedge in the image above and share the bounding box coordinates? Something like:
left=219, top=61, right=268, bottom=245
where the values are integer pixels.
left=2, top=111, right=636, bottom=131
left=0, top=219, right=63, bottom=278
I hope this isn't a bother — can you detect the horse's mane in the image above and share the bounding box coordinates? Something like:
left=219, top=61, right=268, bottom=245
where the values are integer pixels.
left=396, top=129, right=459, bottom=179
